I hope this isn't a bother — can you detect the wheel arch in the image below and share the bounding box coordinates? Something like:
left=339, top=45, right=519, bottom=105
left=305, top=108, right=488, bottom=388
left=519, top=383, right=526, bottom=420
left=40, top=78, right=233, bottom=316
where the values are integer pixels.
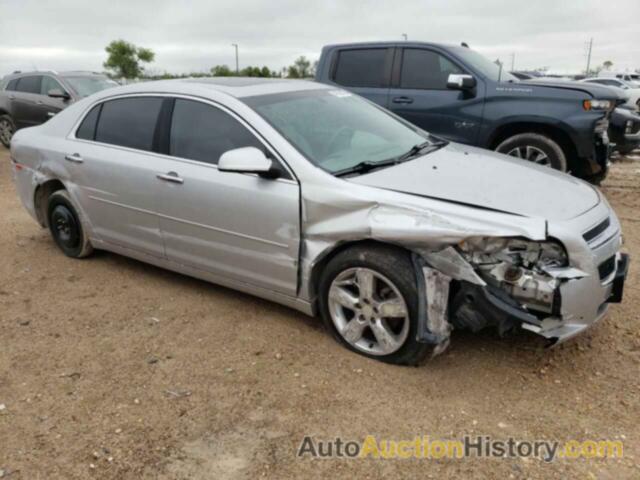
left=487, top=121, right=579, bottom=171
left=307, top=239, right=414, bottom=315
left=33, top=178, right=67, bottom=227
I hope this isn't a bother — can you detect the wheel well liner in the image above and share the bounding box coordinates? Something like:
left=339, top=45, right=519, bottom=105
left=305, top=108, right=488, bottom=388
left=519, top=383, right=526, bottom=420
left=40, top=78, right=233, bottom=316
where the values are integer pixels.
left=488, top=122, right=579, bottom=171
left=34, top=179, right=66, bottom=227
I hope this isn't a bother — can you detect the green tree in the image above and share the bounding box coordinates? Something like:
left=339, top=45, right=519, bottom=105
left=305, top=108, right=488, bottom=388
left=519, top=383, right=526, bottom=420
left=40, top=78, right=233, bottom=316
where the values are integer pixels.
left=211, top=64, right=234, bottom=76
left=286, top=56, right=313, bottom=78
left=103, top=40, right=155, bottom=79
left=602, top=60, right=613, bottom=70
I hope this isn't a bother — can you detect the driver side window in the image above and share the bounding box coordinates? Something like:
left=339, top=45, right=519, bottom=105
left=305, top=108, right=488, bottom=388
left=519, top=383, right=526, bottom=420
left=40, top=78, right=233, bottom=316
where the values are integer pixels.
left=400, top=49, right=463, bottom=90
left=40, top=76, right=65, bottom=96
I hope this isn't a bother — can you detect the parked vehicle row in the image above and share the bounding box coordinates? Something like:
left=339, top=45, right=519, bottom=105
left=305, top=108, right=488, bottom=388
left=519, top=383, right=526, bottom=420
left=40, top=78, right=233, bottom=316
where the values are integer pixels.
left=0, top=71, right=117, bottom=148
left=9, top=78, right=629, bottom=364
left=315, top=41, right=626, bottom=183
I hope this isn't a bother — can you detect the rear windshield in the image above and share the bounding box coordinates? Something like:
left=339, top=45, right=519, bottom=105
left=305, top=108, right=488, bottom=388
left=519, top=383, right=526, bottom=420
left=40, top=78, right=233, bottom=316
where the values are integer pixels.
left=62, top=76, right=118, bottom=97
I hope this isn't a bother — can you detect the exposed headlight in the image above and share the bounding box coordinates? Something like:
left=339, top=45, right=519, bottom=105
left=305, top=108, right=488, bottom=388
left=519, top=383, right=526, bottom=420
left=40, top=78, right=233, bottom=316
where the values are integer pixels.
left=583, top=99, right=613, bottom=111
left=458, top=237, right=568, bottom=269
left=458, top=237, right=567, bottom=315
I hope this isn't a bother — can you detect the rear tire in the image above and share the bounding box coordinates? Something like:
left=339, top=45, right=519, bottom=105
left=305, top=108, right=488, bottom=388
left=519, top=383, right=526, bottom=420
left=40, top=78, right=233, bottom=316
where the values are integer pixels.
left=0, top=114, right=15, bottom=148
left=496, top=133, right=567, bottom=172
left=318, top=244, right=434, bottom=365
left=47, top=190, right=93, bottom=258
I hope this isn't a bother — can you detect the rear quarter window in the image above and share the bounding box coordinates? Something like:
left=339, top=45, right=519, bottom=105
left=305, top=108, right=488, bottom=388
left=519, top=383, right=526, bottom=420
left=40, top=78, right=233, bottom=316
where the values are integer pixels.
left=333, top=48, right=389, bottom=88
left=94, top=97, right=163, bottom=151
left=76, top=104, right=102, bottom=140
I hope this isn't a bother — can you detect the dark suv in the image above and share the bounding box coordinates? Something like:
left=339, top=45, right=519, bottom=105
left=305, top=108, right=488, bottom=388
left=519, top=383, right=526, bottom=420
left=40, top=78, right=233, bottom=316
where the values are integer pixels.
left=316, top=42, right=625, bottom=183
left=0, top=71, right=117, bottom=148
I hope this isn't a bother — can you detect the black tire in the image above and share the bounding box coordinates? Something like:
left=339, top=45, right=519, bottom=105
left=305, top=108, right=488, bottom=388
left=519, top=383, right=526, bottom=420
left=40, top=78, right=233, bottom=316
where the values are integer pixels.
left=318, top=244, right=434, bottom=366
left=0, top=114, right=15, bottom=149
left=495, top=133, right=567, bottom=172
left=47, top=190, right=93, bottom=258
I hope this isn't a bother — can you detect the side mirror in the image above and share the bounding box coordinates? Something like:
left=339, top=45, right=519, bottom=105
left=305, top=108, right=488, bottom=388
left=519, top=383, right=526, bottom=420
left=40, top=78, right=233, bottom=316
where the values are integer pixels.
left=446, top=74, right=477, bottom=91
left=48, top=89, right=71, bottom=100
left=218, top=147, right=278, bottom=178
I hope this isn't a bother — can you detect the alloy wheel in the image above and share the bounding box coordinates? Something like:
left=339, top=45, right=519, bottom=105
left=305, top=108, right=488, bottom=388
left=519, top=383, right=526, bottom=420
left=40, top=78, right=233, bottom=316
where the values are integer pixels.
left=0, top=119, right=13, bottom=146
left=328, top=267, right=410, bottom=356
left=506, top=145, right=550, bottom=166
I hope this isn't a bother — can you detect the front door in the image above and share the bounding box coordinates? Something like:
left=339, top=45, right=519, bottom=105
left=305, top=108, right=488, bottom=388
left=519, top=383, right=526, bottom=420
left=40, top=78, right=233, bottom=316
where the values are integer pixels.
left=156, top=98, right=301, bottom=296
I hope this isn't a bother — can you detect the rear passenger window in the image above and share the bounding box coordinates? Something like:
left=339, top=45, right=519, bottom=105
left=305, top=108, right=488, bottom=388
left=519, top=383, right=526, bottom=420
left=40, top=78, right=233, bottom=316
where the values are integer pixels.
left=76, top=104, right=102, bottom=140
left=400, top=49, right=463, bottom=90
left=169, top=99, right=262, bottom=164
left=95, top=97, right=163, bottom=151
left=333, top=49, right=389, bottom=88
left=15, top=76, right=43, bottom=94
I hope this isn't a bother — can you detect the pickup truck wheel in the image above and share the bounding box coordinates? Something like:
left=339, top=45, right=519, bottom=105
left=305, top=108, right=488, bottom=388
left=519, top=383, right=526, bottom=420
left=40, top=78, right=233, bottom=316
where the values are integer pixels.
left=47, top=190, right=93, bottom=258
left=496, top=133, right=567, bottom=172
left=0, top=115, right=15, bottom=148
left=318, top=244, right=434, bottom=366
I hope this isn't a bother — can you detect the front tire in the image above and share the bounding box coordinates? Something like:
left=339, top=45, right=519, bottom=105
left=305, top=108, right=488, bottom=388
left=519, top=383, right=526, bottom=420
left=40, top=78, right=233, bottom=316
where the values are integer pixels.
left=0, top=114, right=15, bottom=148
left=47, top=190, right=93, bottom=258
left=318, top=244, right=434, bottom=365
left=496, top=133, right=567, bottom=171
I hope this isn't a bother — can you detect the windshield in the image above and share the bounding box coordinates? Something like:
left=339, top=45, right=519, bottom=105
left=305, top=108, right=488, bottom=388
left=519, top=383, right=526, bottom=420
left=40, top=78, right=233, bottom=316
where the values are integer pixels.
left=243, top=89, right=430, bottom=173
left=449, top=47, right=517, bottom=83
left=62, top=75, right=118, bottom=97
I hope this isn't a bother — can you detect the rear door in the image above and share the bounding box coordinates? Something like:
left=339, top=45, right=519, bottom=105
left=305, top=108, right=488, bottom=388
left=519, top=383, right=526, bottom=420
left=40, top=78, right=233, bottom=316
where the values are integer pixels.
left=69, top=96, right=172, bottom=256
left=11, top=75, right=44, bottom=129
left=387, top=48, right=484, bottom=144
left=329, top=47, right=394, bottom=109
left=155, top=98, right=301, bottom=296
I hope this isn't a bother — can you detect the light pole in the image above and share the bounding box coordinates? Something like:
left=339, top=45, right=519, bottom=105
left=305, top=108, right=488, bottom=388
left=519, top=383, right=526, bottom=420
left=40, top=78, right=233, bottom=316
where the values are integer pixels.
left=231, top=44, right=239, bottom=74
left=402, top=33, right=408, bottom=41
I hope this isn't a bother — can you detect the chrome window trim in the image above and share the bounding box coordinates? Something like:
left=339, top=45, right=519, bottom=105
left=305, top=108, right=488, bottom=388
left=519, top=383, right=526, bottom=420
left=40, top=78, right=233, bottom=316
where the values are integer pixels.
left=67, top=92, right=299, bottom=184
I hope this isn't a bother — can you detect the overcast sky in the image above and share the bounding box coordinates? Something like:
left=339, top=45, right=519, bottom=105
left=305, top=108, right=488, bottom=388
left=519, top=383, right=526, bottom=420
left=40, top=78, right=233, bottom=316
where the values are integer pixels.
left=1, top=0, right=638, bottom=77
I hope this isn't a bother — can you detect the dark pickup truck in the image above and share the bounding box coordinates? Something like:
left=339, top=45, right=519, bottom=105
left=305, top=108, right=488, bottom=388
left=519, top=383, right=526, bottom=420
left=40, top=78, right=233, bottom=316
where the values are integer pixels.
left=315, top=42, right=625, bottom=183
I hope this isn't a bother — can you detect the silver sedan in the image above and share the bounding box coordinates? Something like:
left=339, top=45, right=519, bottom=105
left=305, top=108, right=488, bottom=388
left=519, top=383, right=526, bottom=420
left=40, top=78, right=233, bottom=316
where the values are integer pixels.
left=9, top=78, right=629, bottom=365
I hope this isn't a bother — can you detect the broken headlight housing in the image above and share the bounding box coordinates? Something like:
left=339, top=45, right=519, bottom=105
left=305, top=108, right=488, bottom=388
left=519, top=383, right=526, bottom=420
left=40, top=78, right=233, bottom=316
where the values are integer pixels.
left=459, top=237, right=568, bottom=315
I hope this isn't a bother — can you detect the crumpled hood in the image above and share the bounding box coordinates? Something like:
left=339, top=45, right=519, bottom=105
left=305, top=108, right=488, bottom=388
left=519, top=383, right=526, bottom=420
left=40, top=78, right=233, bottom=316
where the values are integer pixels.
left=349, top=143, right=600, bottom=222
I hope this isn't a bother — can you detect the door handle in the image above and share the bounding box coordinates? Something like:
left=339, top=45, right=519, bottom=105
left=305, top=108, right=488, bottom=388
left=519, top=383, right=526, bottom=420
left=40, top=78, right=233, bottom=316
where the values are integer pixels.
left=392, top=96, right=414, bottom=104
left=36, top=100, right=44, bottom=105
left=8, top=95, right=15, bottom=101
left=64, top=153, right=84, bottom=163
left=156, top=172, right=184, bottom=184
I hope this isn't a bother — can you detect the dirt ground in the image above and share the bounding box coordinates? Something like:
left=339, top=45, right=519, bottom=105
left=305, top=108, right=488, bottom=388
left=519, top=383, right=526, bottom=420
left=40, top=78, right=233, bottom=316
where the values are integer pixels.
left=0, top=146, right=639, bottom=479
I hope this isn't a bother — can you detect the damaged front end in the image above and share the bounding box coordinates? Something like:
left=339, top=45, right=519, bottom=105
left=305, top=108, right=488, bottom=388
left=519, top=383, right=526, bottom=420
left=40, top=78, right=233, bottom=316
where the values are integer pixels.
left=411, top=239, right=570, bottom=353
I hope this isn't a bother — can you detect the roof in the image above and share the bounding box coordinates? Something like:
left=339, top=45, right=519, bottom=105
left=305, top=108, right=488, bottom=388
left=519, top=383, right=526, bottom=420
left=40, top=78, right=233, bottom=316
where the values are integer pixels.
left=91, top=77, right=331, bottom=99
left=321, top=40, right=462, bottom=50
left=3, top=70, right=107, bottom=79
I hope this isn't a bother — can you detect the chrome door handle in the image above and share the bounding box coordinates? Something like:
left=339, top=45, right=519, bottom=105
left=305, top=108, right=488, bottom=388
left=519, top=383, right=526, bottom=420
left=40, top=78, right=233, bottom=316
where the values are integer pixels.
left=36, top=100, right=44, bottom=105
left=156, top=172, right=184, bottom=184
left=64, top=153, right=84, bottom=163
left=8, top=95, right=15, bottom=100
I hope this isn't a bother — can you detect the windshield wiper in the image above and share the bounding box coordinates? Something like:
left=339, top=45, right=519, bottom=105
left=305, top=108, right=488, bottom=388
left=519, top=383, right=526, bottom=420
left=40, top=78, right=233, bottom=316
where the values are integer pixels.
left=333, top=139, right=448, bottom=178
left=333, top=158, right=401, bottom=177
